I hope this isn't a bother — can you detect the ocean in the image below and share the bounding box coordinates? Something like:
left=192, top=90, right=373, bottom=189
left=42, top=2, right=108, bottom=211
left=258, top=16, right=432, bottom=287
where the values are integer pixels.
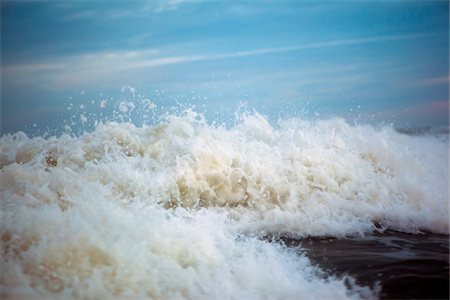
left=1, top=107, right=448, bottom=299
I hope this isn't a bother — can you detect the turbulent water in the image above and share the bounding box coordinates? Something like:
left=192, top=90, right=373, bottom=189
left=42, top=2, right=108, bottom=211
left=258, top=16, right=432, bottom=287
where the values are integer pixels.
left=0, top=109, right=448, bottom=299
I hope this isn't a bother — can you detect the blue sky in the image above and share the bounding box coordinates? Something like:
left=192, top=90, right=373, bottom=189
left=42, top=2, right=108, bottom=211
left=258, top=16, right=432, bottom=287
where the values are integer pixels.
left=1, top=0, right=449, bottom=135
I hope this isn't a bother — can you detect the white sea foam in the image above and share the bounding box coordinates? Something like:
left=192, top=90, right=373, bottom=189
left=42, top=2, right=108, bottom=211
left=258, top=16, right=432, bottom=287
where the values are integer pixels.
left=1, top=109, right=447, bottom=299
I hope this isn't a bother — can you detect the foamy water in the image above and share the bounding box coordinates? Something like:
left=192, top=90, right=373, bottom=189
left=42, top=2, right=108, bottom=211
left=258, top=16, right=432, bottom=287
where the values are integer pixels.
left=1, top=109, right=448, bottom=299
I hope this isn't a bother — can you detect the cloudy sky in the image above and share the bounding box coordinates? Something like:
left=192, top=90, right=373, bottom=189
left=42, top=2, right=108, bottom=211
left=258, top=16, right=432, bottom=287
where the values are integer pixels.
left=1, top=0, right=449, bottom=134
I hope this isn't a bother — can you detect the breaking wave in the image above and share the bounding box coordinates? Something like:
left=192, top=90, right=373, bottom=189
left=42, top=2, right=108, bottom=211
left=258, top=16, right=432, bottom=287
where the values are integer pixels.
left=1, top=108, right=448, bottom=299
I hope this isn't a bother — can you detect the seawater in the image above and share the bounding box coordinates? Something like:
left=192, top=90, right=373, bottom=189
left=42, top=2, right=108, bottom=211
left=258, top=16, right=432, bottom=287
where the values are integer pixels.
left=1, top=109, right=448, bottom=299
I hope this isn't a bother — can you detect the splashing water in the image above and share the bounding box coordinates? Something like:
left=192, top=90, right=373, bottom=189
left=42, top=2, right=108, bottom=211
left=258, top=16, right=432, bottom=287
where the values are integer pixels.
left=1, top=106, right=448, bottom=299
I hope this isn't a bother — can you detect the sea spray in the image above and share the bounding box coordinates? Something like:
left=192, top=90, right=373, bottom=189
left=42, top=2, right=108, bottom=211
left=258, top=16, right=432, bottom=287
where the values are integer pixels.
left=1, top=109, right=447, bottom=299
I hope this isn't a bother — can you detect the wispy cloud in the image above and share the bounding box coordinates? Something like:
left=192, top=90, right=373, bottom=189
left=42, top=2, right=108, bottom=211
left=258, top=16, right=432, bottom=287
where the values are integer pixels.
left=58, top=0, right=199, bottom=22
left=2, top=33, right=429, bottom=88
left=152, top=0, right=199, bottom=13
left=420, top=76, right=450, bottom=86
left=204, top=33, right=428, bottom=60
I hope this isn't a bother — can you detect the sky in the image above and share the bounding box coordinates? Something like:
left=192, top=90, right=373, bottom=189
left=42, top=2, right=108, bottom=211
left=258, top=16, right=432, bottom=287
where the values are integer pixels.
left=1, top=0, right=449, bottom=135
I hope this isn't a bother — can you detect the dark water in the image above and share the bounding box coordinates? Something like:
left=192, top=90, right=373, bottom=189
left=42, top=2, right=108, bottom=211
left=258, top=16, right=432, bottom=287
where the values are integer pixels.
left=281, top=231, right=449, bottom=299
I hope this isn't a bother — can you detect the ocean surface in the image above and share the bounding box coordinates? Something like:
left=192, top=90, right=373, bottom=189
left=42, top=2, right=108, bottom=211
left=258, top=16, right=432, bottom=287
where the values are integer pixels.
left=1, top=108, right=449, bottom=299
